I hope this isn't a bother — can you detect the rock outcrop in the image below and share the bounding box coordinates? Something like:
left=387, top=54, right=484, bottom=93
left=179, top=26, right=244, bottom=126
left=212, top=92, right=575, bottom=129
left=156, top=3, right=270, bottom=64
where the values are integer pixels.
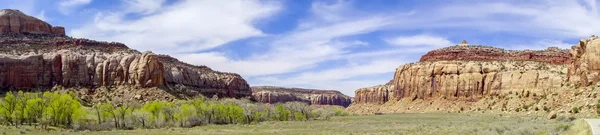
left=251, top=86, right=352, bottom=107
left=567, top=36, right=600, bottom=87
left=353, top=84, right=394, bottom=104
left=420, top=45, right=571, bottom=64
left=0, top=10, right=250, bottom=102
left=355, top=61, right=566, bottom=104
left=0, top=9, right=65, bottom=36
left=353, top=45, right=569, bottom=105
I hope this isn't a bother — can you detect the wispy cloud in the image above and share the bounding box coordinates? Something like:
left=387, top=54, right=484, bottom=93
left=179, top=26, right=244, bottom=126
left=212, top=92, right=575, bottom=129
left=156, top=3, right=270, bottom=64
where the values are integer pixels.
left=47, top=0, right=600, bottom=96
left=385, top=34, right=453, bottom=47
left=71, top=0, right=281, bottom=54
left=59, top=0, right=92, bottom=15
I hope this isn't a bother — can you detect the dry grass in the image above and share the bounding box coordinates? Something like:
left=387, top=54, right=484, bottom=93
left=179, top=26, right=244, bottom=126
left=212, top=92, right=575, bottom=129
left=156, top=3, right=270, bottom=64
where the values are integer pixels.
left=0, top=113, right=580, bottom=135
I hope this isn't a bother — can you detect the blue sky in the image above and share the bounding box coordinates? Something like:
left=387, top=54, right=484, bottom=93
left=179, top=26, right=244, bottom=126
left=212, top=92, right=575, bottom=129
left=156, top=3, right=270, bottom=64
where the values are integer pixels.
left=2, top=0, right=599, bottom=96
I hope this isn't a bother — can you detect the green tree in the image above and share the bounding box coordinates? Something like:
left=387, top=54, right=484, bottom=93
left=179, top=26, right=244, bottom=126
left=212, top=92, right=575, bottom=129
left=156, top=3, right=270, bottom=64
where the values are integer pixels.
left=44, top=92, right=85, bottom=128
left=132, top=109, right=151, bottom=128
left=175, top=103, right=196, bottom=127
left=100, top=103, right=118, bottom=128
left=143, top=101, right=166, bottom=127
left=1, top=92, right=17, bottom=126
left=275, top=104, right=290, bottom=121
left=115, top=103, right=133, bottom=129
left=14, top=91, right=33, bottom=126
left=25, top=97, right=45, bottom=128
left=92, top=104, right=103, bottom=124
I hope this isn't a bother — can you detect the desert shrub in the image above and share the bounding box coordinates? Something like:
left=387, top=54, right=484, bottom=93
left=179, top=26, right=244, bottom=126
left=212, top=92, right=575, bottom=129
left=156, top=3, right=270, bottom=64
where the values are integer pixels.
left=502, top=127, right=537, bottom=135
left=571, top=107, right=580, bottom=114
left=76, top=122, right=114, bottom=131
left=293, top=112, right=306, bottom=121
left=275, top=104, right=291, bottom=121
left=310, top=108, right=335, bottom=120
left=596, top=99, right=600, bottom=115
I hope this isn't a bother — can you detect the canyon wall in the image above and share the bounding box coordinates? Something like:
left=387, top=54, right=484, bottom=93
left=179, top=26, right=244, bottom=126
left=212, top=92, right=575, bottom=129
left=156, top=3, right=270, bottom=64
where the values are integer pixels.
left=0, top=9, right=250, bottom=102
left=567, top=36, right=600, bottom=87
left=354, top=60, right=567, bottom=104
left=251, top=86, right=352, bottom=107
left=353, top=45, right=571, bottom=105
left=0, top=36, right=251, bottom=99
left=0, top=9, right=65, bottom=36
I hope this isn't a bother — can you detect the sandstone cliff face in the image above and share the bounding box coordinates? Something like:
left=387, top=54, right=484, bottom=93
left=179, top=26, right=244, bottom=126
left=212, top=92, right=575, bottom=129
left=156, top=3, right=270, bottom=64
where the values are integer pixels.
left=251, top=86, right=352, bottom=107
left=421, top=46, right=571, bottom=64
left=0, top=10, right=251, bottom=101
left=0, top=36, right=251, bottom=99
left=353, top=45, right=569, bottom=105
left=567, top=36, right=600, bottom=87
left=353, top=85, right=394, bottom=104
left=0, top=9, right=65, bottom=36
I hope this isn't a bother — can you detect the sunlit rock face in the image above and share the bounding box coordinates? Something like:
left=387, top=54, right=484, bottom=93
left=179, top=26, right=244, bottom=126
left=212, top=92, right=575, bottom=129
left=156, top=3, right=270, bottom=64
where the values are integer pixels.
left=353, top=45, right=570, bottom=105
left=0, top=9, right=251, bottom=101
left=567, top=36, right=600, bottom=87
left=0, top=9, right=65, bottom=36
left=251, top=86, right=352, bottom=107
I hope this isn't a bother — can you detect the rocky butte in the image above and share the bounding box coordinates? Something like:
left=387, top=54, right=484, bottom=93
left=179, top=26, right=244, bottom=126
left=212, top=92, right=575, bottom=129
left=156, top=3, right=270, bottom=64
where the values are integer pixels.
left=251, top=86, right=352, bottom=107
left=0, top=9, right=65, bottom=36
left=0, top=9, right=250, bottom=104
left=346, top=39, right=600, bottom=114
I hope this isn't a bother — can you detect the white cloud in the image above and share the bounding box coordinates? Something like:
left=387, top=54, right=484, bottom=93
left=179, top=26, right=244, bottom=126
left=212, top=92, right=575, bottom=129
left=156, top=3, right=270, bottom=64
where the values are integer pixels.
left=63, top=0, right=600, bottom=96
left=385, top=35, right=453, bottom=47
left=123, top=0, right=166, bottom=14
left=71, top=0, right=281, bottom=54
left=421, top=1, right=600, bottom=39
left=168, top=0, right=399, bottom=78
left=35, top=10, right=47, bottom=21
left=508, top=40, right=574, bottom=50
left=59, top=0, right=92, bottom=15
left=259, top=59, right=402, bottom=84
left=165, top=0, right=410, bottom=96
left=309, top=0, right=352, bottom=23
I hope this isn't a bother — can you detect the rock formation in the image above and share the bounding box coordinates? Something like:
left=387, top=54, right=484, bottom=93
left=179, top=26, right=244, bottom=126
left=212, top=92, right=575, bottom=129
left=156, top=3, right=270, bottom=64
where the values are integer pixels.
left=0, top=9, right=65, bottom=36
left=354, top=60, right=566, bottom=104
left=0, top=9, right=250, bottom=102
left=567, top=36, right=600, bottom=87
left=353, top=84, right=394, bottom=104
left=251, top=86, right=352, bottom=107
left=353, top=45, right=570, bottom=105
left=420, top=45, right=571, bottom=64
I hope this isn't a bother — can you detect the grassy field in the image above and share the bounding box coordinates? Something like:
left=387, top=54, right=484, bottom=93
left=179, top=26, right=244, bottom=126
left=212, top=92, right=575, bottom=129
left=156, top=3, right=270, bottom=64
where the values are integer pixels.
left=0, top=113, right=588, bottom=135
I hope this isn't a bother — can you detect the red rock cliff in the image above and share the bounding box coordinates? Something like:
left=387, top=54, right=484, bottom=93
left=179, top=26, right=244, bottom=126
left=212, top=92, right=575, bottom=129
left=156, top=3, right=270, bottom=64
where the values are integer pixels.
left=0, top=10, right=250, bottom=100
left=354, top=45, right=569, bottom=105
left=420, top=45, right=571, bottom=64
left=0, top=9, right=65, bottom=36
left=251, top=86, right=352, bottom=107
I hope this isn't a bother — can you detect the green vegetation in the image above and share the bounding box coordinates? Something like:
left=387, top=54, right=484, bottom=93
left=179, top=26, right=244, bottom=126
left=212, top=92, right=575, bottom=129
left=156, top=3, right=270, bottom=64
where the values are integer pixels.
left=571, top=106, right=580, bottom=114
left=0, top=91, right=351, bottom=131
left=0, top=91, right=85, bottom=129
left=597, top=99, right=600, bottom=115
left=0, top=113, right=579, bottom=135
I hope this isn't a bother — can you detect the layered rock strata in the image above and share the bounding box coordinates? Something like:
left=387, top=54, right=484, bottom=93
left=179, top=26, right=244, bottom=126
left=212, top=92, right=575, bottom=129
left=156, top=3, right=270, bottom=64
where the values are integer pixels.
left=421, top=45, right=571, bottom=64
left=0, top=9, right=65, bottom=36
left=251, top=86, right=352, bottom=107
left=354, top=60, right=566, bottom=104
left=0, top=9, right=251, bottom=101
left=353, top=84, right=394, bottom=104
left=354, top=44, right=571, bottom=105
left=567, top=36, right=600, bottom=87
